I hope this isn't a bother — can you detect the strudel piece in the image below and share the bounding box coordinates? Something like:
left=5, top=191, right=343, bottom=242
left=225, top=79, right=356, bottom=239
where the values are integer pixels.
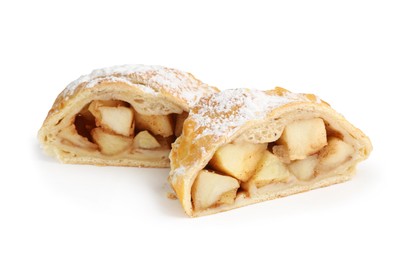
left=38, top=65, right=218, bottom=167
left=169, top=87, right=372, bottom=217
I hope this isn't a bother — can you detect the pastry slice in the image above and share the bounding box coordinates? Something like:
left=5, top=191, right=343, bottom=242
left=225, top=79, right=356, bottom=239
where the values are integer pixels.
left=169, top=87, right=372, bottom=217
left=38, top=65, right=218, bottom=167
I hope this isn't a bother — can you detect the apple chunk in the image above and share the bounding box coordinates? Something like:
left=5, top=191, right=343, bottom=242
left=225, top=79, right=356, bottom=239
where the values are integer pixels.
left=133, top=131, right=161, bottom=149
left=192, top=170, right=240, bottom=211
left=247, top=151, right=291, bottom=188
left=88, top=100, right=134, bottom=136
left=88, top=100, right=127, bottom=119
left=91, top=128, right=133, bottom=155
left=317, top=137, right=354, bottom=172
left=289, top=155, right=318, bottom=181
left=134, top=112, right=173, bottom=137
left=209, top=142, right=267, bottom=182
left=97, top=106, right=134, bottom=136
left=277, top=118, right=327, bottom=160
left=58, top=125, right=98, bottom=150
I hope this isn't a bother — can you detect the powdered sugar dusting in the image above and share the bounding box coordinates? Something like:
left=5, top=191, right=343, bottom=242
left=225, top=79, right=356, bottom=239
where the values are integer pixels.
left=191, top=88, right=313, bottom=141
left=148, top=68, right=212, bottom=106
left=63, top=65, right=161, bottom=96
left=61, top=64, right=214, bottom=107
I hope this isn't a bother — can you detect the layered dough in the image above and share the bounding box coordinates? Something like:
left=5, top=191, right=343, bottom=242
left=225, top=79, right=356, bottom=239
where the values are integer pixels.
left=169, top=87, right=372, bottom=217
left=38, top=65, right=217, bottom=167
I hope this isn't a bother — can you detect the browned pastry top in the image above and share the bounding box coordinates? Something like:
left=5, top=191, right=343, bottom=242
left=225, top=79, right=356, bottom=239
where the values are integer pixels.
left=48, top=64, right=218, bottom=118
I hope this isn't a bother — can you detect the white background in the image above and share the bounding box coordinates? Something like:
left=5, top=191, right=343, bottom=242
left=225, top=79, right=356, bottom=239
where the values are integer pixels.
left=0, top=0, right=401, bottom=259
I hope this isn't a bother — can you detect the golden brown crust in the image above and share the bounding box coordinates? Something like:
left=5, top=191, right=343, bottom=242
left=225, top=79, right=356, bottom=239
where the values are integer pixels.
left=169, top=87, right=372, bottom=217
left=38, top=65, right=218, bottom=167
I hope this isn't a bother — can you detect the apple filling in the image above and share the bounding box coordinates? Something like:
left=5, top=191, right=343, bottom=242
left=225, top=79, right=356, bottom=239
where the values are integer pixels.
left=191, top=118, right=355, bottom=211
left=60, top=99, right=187, bottom=158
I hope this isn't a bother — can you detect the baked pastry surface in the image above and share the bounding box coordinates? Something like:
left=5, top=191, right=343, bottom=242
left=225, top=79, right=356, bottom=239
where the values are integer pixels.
left=38, top=65, right=218, bottom=167
left=169, top=87, right=372, bottom=217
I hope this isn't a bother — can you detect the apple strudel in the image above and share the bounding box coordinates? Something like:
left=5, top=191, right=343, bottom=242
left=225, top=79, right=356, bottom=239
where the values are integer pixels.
left=38, top=65, right=218, bottom=167
left=169, top=87, right=372, bottom=217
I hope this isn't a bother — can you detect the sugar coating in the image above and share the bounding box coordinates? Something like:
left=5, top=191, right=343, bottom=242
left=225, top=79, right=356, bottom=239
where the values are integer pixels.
left=62, top=64, right=214, bottom=107
left=191, top=88, right=315, bottom=140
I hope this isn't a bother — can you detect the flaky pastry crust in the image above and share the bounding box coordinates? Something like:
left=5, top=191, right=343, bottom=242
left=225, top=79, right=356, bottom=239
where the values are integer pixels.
left=169, top=87, right=372, bottom=217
